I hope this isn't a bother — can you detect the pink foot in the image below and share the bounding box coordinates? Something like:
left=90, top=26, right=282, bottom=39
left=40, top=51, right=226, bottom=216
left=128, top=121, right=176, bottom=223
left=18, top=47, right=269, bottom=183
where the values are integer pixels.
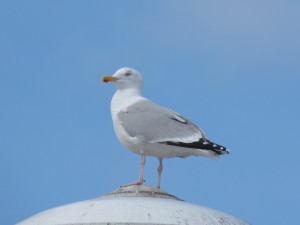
left=121, top=179, right=145, bottom=187
left=121, top=154, right=146, bottom=188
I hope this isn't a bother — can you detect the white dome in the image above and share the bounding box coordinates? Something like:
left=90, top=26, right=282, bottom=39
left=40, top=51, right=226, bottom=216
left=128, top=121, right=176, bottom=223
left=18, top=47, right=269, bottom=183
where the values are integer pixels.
left=16, top=185, right=249, bottom=225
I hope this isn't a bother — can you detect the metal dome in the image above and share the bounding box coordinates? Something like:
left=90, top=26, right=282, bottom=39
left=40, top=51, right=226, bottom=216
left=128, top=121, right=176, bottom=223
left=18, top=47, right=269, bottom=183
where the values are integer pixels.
left=16, top=185, right=250, bottom=225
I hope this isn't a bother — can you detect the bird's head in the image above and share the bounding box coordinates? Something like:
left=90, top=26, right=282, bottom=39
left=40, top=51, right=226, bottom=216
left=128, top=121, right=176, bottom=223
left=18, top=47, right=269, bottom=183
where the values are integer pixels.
left=102, top=67, right=143, bottom=90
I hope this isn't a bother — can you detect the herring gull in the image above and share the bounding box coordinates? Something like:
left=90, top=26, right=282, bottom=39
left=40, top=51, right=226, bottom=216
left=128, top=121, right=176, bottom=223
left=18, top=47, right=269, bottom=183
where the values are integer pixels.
left=102, top=67, right=229, bottom=188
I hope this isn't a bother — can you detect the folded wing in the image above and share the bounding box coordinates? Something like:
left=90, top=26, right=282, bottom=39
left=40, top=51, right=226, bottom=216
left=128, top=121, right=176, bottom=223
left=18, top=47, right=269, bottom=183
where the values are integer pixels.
left=117, top=100, right=205, bottom=144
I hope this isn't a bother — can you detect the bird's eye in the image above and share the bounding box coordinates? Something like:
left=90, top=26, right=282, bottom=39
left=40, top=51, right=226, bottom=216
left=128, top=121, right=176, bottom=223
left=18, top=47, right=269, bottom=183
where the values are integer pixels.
left=125, top=71, right=131, bottom=76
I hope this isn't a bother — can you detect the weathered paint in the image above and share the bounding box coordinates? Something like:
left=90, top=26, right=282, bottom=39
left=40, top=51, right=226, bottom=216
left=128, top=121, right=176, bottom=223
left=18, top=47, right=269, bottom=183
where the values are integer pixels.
left=16, top=185, right=250, bottom=225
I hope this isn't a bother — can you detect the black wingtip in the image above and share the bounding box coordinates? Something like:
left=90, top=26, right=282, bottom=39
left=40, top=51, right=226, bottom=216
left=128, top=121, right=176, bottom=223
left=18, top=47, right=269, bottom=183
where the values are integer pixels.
left=163, top=138, right=229, bottom=155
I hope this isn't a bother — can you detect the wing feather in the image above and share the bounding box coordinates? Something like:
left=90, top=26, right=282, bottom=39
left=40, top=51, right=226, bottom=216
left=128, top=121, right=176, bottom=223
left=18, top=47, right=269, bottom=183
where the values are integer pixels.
left=117, top=100, right=205, bottom=144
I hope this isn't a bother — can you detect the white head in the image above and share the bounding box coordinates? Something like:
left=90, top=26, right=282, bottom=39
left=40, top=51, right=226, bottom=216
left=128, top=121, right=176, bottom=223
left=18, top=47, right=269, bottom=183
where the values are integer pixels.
left=102, top=67, right=143, bottom=91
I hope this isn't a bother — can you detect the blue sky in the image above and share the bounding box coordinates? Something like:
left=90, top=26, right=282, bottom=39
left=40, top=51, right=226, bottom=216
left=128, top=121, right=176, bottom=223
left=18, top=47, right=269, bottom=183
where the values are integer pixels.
left=1, top=1, right=299, bottom=224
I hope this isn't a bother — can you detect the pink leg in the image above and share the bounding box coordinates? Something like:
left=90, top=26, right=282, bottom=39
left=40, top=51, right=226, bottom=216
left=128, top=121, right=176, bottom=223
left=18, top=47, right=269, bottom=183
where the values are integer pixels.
left=157, top=158, right=163, bottom=189
left=122, top=154, right=146, bottom=187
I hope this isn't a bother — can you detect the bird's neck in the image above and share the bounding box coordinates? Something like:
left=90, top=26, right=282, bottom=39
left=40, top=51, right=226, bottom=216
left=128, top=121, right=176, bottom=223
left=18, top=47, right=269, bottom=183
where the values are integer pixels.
left=111, top=87, right=144, bottom=118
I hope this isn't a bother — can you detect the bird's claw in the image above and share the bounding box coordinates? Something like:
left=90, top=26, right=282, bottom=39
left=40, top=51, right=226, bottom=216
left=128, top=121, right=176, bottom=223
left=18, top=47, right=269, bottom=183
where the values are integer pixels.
left=121, top=179, right=145, bottom=187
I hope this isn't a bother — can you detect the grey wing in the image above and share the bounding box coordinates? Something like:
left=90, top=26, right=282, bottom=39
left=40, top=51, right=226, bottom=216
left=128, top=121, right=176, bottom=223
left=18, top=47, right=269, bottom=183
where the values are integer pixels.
left=117, top=100, right=205, bottom=144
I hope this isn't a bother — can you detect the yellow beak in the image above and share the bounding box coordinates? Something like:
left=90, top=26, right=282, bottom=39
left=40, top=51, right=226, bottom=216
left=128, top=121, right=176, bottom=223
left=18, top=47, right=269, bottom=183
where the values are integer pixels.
left=102, top=76, right=119, bottom=83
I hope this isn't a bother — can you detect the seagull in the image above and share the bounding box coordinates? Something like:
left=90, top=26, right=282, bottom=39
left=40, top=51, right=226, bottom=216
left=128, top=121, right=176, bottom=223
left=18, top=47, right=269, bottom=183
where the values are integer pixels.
left=102, top=67, right=229, bottom=189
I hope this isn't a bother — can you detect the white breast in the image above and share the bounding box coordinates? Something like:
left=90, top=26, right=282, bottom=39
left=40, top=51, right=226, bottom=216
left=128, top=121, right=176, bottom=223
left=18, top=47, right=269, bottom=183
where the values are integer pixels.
left=110, top=89, right=147, bottom=155
left=111, top=89, right=145, bottom=120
